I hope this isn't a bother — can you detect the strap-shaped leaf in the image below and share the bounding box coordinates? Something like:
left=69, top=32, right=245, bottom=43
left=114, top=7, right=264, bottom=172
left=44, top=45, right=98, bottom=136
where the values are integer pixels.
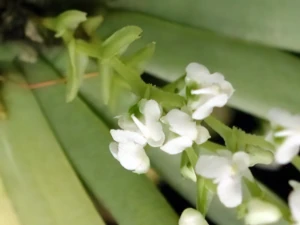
left=0, top=74, right=105, bottom=225
left=0, top=176, right=21, bottom=225
left=103, top=0, right=300, bottom=52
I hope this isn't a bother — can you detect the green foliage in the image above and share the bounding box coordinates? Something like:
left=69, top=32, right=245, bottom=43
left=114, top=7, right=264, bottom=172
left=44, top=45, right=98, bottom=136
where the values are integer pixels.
left=102, top=0, right=300, bottom=52
left=0, top=73, right=105, bottom=225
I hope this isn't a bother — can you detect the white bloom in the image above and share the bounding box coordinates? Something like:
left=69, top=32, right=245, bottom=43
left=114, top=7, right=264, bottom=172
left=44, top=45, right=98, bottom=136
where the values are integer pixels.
left=185, top=63, right=234, bottom=120
left=195, top=150, right=250, bottom=208
left=288, top=181, right=300, bottom=225
left=160, top=109, right=210, bottom=154
left=109, top=142, right=150, bottom=174
left=131, top=99, right=165, bottom=147
left=109, top=115, right=150, bottom=174
left=245, top=198, right=281, bottom=225
left=267, top=108, right=300, bottom=164
left=179, top=208, right=209, bottom=225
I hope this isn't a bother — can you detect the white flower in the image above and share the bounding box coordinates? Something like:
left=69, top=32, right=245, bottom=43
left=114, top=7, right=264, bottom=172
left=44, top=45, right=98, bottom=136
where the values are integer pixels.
left=245, top=198, right=281, bottom=225
left=185, top=63, right=234, bottom=120
left=109, top=115, right=150, bottom=174
left=267, top=108, right=300, bottom=164
left=131, top=99, right=165, bottom=147
left=109, top=142, right=150, bottom=174
left=288, top=181, right=300, bottom=225
left=160, top=109, right=210, bottom=154
left=179, top=208, right=209, bottom=225
left=195, top=150, right=250, bottom=208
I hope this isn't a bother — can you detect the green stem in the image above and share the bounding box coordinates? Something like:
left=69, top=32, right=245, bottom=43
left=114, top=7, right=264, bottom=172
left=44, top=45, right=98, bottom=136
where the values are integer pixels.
left=110, top=57, right=185, bottom=108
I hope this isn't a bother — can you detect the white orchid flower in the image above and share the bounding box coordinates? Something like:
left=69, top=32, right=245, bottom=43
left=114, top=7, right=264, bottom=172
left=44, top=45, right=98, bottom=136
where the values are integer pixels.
left=160, top=109, right=210, bottom=154
left=179, top=208, right=209, bottom=225
left=267, top=108, right=300, bottom=164
left=109, top=114, right=150, bottom=174
left=288, top=181, right=300, bottom=225
left=131, top=99, right=165, bottom=147
left=195, top=150, right=250, bottom=208
left=185, top=63, right=234, bottom=120
left=245, top=198, right=281, bottom=225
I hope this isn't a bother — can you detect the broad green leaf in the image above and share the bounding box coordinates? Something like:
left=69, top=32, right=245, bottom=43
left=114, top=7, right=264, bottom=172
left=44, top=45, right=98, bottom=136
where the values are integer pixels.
left=0, top=176, right=21, bottom=225
left=0, top=74, right=105, bottom=225
left=21, top=59, right=179, bottom=225
left=102, top=0, right=300, bottom=52
left=98, top=11, right=300, bottom=118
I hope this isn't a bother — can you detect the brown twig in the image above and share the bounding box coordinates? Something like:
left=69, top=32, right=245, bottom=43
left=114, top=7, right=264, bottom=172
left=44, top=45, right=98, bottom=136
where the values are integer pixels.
left=17, top=72, right=98, bottom=89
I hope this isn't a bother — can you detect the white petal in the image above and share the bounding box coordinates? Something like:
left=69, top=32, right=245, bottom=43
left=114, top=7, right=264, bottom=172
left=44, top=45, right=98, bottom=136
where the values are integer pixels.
left=245, top=199, right=281, bottom=225
left=232, top=151, right=250, bottom=172
left=217, top=176, right=242, bottom=208
left=195, top=154, right=231, bottom=180
left=110, top=129, right=146, bottom=146
left=191, top=86, right=220, bottom=95
left=109, top=142, right=119, bottom=159
left=179, top=208, right=209, bottom=225
left=195, top=125, right=210, bottom=144
left=118, top=115, right=138, bottom=131
left=145, top=121, right=165, bottom=147
left=186, top=62, right=210, bottom=83
left=268, top=108, right=300, bottom=130
left=140, top=99, right=162, bottom=121
left=163, top=109, right=197, bottom=139
left=131, top=115, right=165, bottom=147
left=118, top=142, right=150, bottom=173
left=289, top=187, right=300, bottom=223
left=275, top=135, right=300, bottom=164
left=192, top=94, right=228, bottom=120
left=160, top=136, right=193, bottom=155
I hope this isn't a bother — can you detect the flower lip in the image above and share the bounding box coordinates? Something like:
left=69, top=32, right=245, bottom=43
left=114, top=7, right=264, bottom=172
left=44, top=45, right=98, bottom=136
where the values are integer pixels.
left=195, top=150, right=251, bottom=208
left=184, top=62, right=234, bottom=120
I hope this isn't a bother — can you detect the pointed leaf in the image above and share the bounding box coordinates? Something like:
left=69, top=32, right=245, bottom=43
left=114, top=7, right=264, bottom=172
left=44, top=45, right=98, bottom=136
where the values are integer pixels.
left=0, top=74, right=105, bottom=225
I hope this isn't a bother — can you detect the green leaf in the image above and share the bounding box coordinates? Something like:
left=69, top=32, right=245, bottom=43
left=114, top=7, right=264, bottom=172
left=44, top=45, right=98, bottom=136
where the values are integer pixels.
left=82, top=16, right=104, bottom=37
left=123, top=42, right=156, bottom=74
left=21, top=59, right=179, bottom=225
left=0, top=73, right=105, bottom=225
left=66, top=39, right=89, bottom=102
left=0, top=176, right=21, bottom=225
left=98, top=11, right=300, bottom=119
left=101, top=26, right=143, bottom=59
left=43, top=10, right=87, bottom=38
left=103, top=0, right=300, bottom=52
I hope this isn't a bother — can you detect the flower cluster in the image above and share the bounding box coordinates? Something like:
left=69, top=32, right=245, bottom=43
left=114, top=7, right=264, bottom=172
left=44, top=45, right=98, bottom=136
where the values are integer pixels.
left=109, top=62, right=300, bottom=225
left=109, top=62, right=233, bottom=173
